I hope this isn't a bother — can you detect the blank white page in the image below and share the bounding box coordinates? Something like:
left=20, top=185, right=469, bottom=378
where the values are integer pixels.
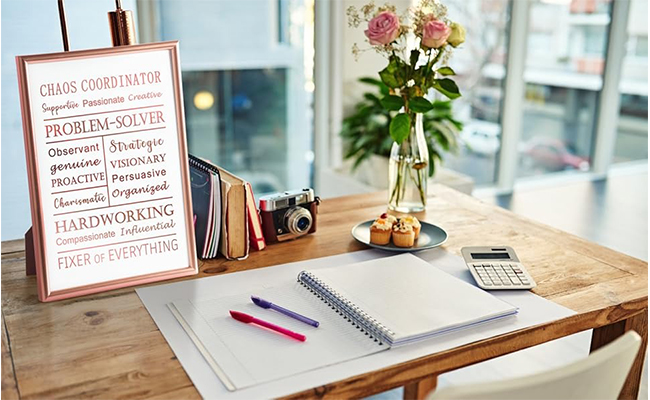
left=171, top=281, right=385, bottom=390
left=308, top=253, right=517, bottom=345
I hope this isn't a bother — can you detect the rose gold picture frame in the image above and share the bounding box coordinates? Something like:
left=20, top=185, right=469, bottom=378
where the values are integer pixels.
left=16, top=41, right=198, bottom=302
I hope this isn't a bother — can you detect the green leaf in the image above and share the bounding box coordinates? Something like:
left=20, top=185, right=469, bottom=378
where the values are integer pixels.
left=380, top=135, right=394, bottom=154
left=428, top=147, right=442, bottom=177
left=359, top=76, right=391, bottom=96
left=358, top=77, right=383, bottom=86
left=431, top=100, right=452, bottom=110
left=427, top=146, right=436, bottom=177
left=379, top=68, right=399, bottom=89
left=436, top=67, right=456, bottom=76
left=380, top=95, right=404, bottom=111
left=409, top=97, right=434, bottom=113
left=363, top=93, right=381, bottom=104
left=412, top=68, right=425, bottom=87
left=378, top=57, right=406, bottom=89
left=352, top=150, right=373, bottom=170
left=409, top=49, right=420, bottom=68
left=430, top=131, right=450, bottom=152
left=389, top=113, right=411, bottom=144
left=431, top=120, right=459, bottom=153
left=449, top=119, right=464, bottom=131
left=439, top=79, right=460, bottom=94
left=432, top=78, right=461, bottom=99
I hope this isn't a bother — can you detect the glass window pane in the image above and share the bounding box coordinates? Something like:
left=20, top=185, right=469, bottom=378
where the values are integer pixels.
left=517, top=0, right=611, bottom=177
left=154, top=0, right=314, bottom=195
left=614, top=0, right=648, bottom=163
left=442, top=0, right=510, bottom=186
left=184, top=69, right=290, bottom=194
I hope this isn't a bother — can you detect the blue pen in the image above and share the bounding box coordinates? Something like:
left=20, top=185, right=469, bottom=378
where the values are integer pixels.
left=251, top=296, right=320, bottom=327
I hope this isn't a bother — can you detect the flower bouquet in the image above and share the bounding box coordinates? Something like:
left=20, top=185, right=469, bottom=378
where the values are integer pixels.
left=347, top=0, right=464, bottom=212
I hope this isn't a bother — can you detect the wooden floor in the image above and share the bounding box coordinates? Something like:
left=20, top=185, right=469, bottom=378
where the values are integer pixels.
left=369, top=165, right=649, bottom=400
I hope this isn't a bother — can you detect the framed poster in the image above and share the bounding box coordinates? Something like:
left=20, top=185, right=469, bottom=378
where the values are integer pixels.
left=16, top=41, right=198, bottom=302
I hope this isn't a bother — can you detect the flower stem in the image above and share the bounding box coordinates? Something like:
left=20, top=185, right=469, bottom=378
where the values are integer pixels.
left=389, top=159, right=401, bottom=203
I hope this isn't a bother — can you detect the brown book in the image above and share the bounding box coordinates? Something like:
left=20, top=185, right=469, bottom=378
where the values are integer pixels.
left=217, top=167, right=249, bottom=260
left=245, top=182, right=266, bottom=251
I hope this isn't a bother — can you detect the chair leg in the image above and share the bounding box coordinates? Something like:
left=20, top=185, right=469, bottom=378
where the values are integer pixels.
left=403, top=376, right=438, bottom=400
left=590, top=310, right=648, bottom=400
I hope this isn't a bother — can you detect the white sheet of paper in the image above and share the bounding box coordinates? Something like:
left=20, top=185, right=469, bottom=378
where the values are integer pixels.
left=136, top=248, right=576, bottom=399
left=171, top=282, right=386, bottom=390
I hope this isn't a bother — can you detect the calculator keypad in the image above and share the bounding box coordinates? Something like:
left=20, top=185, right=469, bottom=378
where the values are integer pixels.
left=470, top=262, right=535, bottom=290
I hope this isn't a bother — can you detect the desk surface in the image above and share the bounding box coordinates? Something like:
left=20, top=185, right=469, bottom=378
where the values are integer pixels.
left=2, top=185, right=647, bottom=399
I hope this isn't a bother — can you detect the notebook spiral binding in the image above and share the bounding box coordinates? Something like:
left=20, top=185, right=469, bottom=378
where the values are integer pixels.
left=297, top=271, right=394, bottom=346
left=188, top=154, right=220, bottom=175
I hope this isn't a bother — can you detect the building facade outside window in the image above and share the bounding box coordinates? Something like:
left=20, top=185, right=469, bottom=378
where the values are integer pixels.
left=614, top=0, right=648, bottom=163
left=516, top=0, right=611, bottom=178
left=443, top=0, right=510, bottom=186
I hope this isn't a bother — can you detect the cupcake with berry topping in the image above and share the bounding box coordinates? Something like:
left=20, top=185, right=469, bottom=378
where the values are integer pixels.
left=400, top=216, right=421, bottom=239
left=369, top=218, right=392, bottom=245
left=380, top=212, right=398, bottom=227
left=392, top=222, right=415, bottom=248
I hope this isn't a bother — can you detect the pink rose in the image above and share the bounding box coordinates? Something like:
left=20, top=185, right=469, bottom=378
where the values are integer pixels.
left=364, top=11, right=400, bottom=46
left=421, top=16, right=450, bottom=49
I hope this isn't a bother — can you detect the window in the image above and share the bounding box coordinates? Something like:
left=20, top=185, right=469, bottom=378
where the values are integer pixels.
left=517, top=0, right=612, bottom=177
left=184, top=69, right=290, bottom=194
left=0, top=0, right=141, bottom=240
left=614, top=0, right=648, bottom=163
left=441, top=0, right=510, bottom=185
left=151, top=0, right=315, bottom=195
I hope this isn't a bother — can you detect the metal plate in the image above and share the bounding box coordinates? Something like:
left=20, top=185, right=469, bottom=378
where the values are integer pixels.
left=351, top=220, right=448, bottom=252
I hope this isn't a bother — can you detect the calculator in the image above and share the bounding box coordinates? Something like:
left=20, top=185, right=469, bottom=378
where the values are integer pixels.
left=460, top=246, right=536, bottom=290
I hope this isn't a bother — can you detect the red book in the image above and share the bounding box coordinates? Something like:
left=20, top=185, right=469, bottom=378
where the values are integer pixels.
left=245, top=183, right=266, bottom=251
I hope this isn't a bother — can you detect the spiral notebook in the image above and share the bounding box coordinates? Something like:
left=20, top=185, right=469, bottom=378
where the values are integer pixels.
left=188, top=154, right=222, bottom=259
left=170, top=254, right=517, bottom=390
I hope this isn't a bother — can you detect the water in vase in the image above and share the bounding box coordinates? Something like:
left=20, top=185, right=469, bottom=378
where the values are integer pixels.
left=388, top=153, right=428, bottom=213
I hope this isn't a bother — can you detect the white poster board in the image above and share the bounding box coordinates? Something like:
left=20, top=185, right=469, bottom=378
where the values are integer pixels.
left=16, top=41, right=197, bottom=302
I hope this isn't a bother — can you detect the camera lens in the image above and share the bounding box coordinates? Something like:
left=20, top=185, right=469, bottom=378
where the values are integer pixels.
left=285, top=207, right=313, bottom=235
left=297, top=216, right=310, bottom=231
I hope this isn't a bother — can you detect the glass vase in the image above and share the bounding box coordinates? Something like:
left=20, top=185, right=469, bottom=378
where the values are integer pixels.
left=388, top=113, right=429, bottom=213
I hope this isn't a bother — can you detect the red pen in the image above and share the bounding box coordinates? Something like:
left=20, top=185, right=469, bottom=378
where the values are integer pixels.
left=229, top=310, right=306, bottom=342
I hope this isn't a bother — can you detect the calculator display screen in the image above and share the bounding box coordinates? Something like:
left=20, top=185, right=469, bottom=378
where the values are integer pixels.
left=471, top=252, right=511, bottom=260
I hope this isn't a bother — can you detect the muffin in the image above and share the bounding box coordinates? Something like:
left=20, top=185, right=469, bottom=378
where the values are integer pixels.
left=369, top=218, right=392, bottom=245
left=392, top=222, right=415, bottom=248
left=380, top=213, right=398, bottom=227
left=400, top=216, right=421, bottom=239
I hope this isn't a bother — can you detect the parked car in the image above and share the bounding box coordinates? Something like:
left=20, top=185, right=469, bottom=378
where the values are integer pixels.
left=519, top=137, right=590, bottom=172
left=460, top=121, right=501, bottom=156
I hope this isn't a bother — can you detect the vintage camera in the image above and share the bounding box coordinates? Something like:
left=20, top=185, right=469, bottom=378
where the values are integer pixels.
left=259, top=188, right=320, bottom=243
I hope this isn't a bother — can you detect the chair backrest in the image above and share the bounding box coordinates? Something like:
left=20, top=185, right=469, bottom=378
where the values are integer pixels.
left=428, top=330, right=642, bottom=400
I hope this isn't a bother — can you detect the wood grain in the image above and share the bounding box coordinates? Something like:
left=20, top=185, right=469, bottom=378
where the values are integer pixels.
left=281, top=299, right=648, bottom=399
left=2, top=313, right=19, bottom=400
left=591, top=310, right=648, bottom=400
left=403, top=376, right=437, bottom=400
left=1, top=240, right=26, bottom=256
left=1, top=186, right=647, bottom=399
left=619, top=312, right=648, bottom=400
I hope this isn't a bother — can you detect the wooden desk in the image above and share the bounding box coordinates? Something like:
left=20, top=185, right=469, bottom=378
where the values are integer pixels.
left=2, top=186, right=647, bottom=399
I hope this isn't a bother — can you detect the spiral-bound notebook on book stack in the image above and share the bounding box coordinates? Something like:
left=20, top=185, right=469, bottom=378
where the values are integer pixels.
left=169, top=253, right=517, bottom=390
left=188, top=155, right=222, bottom=259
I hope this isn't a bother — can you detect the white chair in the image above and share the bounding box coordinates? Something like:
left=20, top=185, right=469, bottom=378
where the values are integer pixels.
left=427, top=330, right=642, bottom=400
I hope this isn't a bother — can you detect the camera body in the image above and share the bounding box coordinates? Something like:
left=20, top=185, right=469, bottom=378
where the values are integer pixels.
left=259, top=188, right=320, bottom=243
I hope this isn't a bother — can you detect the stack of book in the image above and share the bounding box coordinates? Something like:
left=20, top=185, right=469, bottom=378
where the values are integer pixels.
left=189, top=155, right=265, bottom=260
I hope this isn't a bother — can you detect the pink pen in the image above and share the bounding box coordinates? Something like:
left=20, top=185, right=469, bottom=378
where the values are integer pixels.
left=229, top=310, right=306, bottom=342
